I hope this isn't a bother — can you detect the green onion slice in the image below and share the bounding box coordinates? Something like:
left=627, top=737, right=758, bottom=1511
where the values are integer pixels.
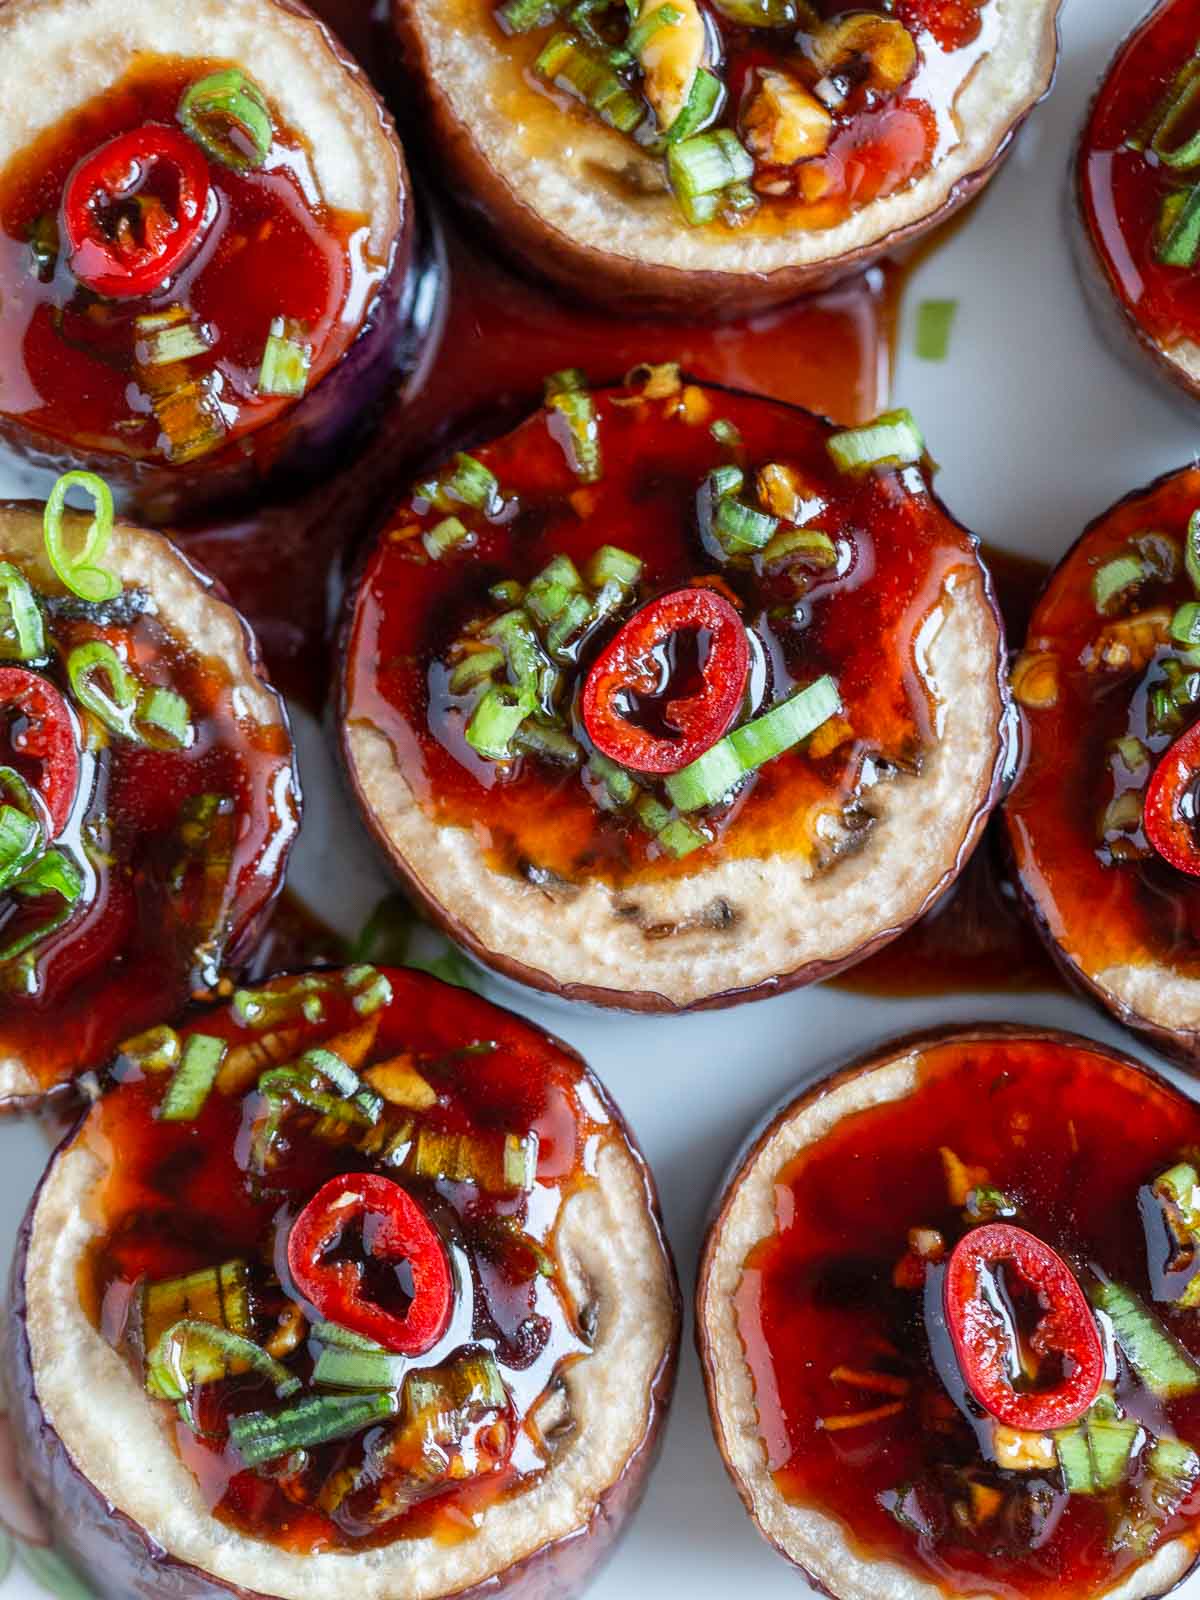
left=233, top=976, right=328, bottom=1029
left=66, top=641, right=139, bottom=740
left=258, top=316, right=312, bottom=398
left=135, top=306, right=212, bottom=368
left=535, top=31, right=644, bottom=134
left=423, top=516, right=471, bottom=560
left=159, top=1033, right=228, bottom=1122
left=665, top=66, right=723, bottom=144
left=137, top=685, right=193, bottom=749
left=585, top=545, right=642, bottom=588
left=14, top=847, right=83, bottom=903
left=466, top=683, right=534, bottom=760
left=666, top=675, right=841, bottom=811
left=118, top=1024, right=182, bottom=1075
left=231, top=1391, right=398, bottom=1468
left=178, top=68, right=273, bottom=173
left=545, top=369, right=603, bottom=483
left=313, top=1341, right=403, bottom=1391
left=43, top=472, right=121, bottom=604
left=496, top=0, right=557, bottom=32
left=1151, top=60, right=1200, bottom=169
left=1089, top=1279, right=1200, bottom=1399
left=0, top=803, right=41, bottom=893
left=1093, top=554, right=1145, bottom=614
left=0, top=563, right=45, bottom=661
left=667, top=127, right=753, bottom=223
left=1157, top=184, right=1200, bottom=268
left=713, top=496, right=778, bottom=556
left=827, top=410, right=925, bottom=474
left=146, top=1319, right=300, bottom=1405
left=1172, top=602, right=1200, bottom=646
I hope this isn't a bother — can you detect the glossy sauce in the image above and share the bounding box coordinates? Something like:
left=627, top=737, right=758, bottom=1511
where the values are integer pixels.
left=343, top=377, right=983, bottom=887
left=84, top=968, right=612, bottom=1552
left=485, top=0, right=996, bottom=231
left=1006, top=468, right=1200, bottom=988
left=0, top=574, right=298, bottom=1097
left=0, top=56, right=379, bottom=464
left=738, top=1035, right=1200, bottom=1597
left=1079, top=0, right=1200, bottom=350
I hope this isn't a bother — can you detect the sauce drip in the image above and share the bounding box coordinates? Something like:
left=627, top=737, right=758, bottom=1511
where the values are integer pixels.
left=738, top=1034, right=1200, bottom=1598
left=0, top=56, right=378, bottom=464
left=85, top=967, right=613, bottom=1553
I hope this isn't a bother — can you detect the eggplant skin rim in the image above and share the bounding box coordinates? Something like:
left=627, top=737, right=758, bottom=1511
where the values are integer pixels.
left=3, top=989, right=682, bottom=1600
left=335, top=379, right=1014, bottom=1016
left=388, top=0, right=1063, bottom=316
left=1072, top=3, right=1200, bottom=411
left=693, top=1021, right=1200, bottom=1600
left=0, top=499, right=300, bottom=1118
left=1002, top=460, right=1200, bottom=1076
left=0, top=0, right=419, bottom=523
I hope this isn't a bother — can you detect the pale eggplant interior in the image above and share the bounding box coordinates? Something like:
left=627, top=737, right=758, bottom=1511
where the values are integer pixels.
left=0, top=0, right=401, bottom=261
left=698, top=1044, right=1195, bottom=1600
left=399, top=0, right=1058, bottom=280
left=0, top=504, right=286, bottom=1107
left=345, top=564, right=1005, bottom=1007
left=22, top=1126, right=676, bottom=1600
left=1093, top=962, right=1200, bottom=1048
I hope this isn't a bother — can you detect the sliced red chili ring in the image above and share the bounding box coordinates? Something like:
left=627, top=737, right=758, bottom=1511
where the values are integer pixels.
left=581, top=587, right=750, bottom=776
left=1144, top=721, right=1200, bottom=877
left=0, top=667, right=80, bottom=839
left=942, top=1222, right=1104, bottom=1432
left=286, top=1172, right=453, bottom=1356
left=61, top=124, right=212, bottom=299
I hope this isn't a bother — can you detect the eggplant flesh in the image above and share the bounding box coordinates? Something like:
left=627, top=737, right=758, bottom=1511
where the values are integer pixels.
left=5, top=1111, right=678, bottom=1600
left=0, top=0, right=422, bottom=520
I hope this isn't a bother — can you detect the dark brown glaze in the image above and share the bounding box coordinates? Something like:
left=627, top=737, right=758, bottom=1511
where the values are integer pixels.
left=696, top=1025, right=1200, bottom=1600
left=5, top=967, right=681, bottom=1600
left=389, top=0, right=1061, bottom=314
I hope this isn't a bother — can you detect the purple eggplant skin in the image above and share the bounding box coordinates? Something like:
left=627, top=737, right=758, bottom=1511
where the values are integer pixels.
left=0, top=0, right=438, bottom=526
left=4, top=1111, right=680, bottom=1600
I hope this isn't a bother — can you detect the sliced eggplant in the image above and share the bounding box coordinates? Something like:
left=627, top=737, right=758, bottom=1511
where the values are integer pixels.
left=391, top=0, right=1061, bottom=312
left=6, top=967, right=679, bottom=1600
left=1005, top=464, right=1200, bottom=1069
left=339, top=368, right=1010, bottom=1011
left=0, top=0, right=423, bottom=519
left=0, top=489, right=299, bottom=1111
left=697, top=1025, right=1200, bottom=1599
left=1076, top=0, right=1200, bottom=405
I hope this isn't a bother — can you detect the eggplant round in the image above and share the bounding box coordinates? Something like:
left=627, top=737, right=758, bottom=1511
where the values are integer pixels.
left=1004, top=464, right=1200, bottom=1069
left=1075, top=0, right=1200, bottom=407
left=6, top=965, right=680, bottom=1600
left=0, top=0, right=423, bottom=521
left=697, top=1023, right=1200, bottom=1600
left=339, top=370, right=1010, bottom=1012
left=0, top=498, right=299, bottom=1112
left=390, top=0, right=1061, bottom=314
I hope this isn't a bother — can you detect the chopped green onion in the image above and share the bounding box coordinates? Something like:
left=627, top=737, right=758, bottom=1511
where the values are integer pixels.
left=178, top=68, right=273, bottom=173
left=713, top=496, right=778, bottom=555
left=1157, top=184, right=1200, bottom=268
left=0, top=563, right=44, bottom=664
left=827, top=410, right=925, bottom=474
left=666, top=675, right=841, bottom=811
left=1054, top=1397, right=1141, bottom=1495
left=43, top=472, right=121, bottom=604
left=233, top=977, right=328, bottom=1029
left=710, top=419, right=742, bottom=448
left=257, top=316, right=312, bottom=399
left=1146, top=1163, right=1200, bottom=1308
left=1093, top=554, right=1145, bottom=614
left=251, top=1066, right=378, bottom=1171
left=487, top=608, right=560, bottom=711
left=0, top=805, right=41, bottom=892
left=496, top=0, right=557, bottom=30
left=1172, top=602, right=1200, bottom=645
left=449, top=646, right=504, bottom=694
left=535, top=31, right=644, bottom=133
left=1187, top=510, right=1200, bottom=596
left=117, top=1024, right=182, bottom=1075
left=585, top=545, right=642, bottom=588
left=708, top=464, right=745, bottom=499
left=346, top=964, right=393, bottom=1016
left=146, top=1320, right=299, bottom=1405
left=525, top=555, right=585, bottom=625
left=588, top=750, right=639, bottom=807
left=656, top=815, right=709, bottom=857
left=915, top=299, right=958, bottom=362
left=313, top=1341, right=403, bottom=1390
left=667, top=127, right=753, bottom=224
left=418, top=453, right=501, bottom=515
left=545, top=369, right=602, bottom=483
left=1150, top=1435, right=1200, bottom=1484
left=490, top=578, right=525, bottom=607
left=159, top=1033, right=228, bottom=1122
left=66, top=641, right=138, bottom=740
left=230, top=1391, right=398, bottom=1468
left=134, top=306, right=212, bottom=367
left=1113, top=736, right=1149, bottom=772
left=665, top=66, right=722, bottom=144
left=423, top=516, right=471, bottom=560
left=546, top=591, right=593, bottom=658
left=1152, top=63, right=1200, bottom=168
left=515, top=719, right=581, bottom=764
left=143, top=1260, right=252, bottom=1351
left=466, top=684, right=534, bottom=760
left=1089, top=1279, right=1200, bottom=1399
left=312, top=1321, right=389, bottom=1353
left=14, top=848, right=83, bottom=903
left=151, top=371, right=228, bottom=464
left=627, top=2, right=681, bottom=58
left=762, top=527, right=838, bottom=567
left=635, top=792, right=672, bottom=834
left=409, top=1126, right=538, bottom=1192
left=137, top=685, right=193, bottom=749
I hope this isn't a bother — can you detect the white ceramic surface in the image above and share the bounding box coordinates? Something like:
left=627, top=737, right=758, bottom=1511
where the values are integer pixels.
left=1, top=0, right=1194, bottom=1593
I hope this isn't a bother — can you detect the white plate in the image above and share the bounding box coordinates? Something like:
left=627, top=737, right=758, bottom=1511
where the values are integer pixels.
left=2, top=0, right=1197, bottom=1594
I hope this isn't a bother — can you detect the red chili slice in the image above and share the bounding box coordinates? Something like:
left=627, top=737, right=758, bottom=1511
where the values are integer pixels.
left=943, top=1223, right=1103, bottom=1431
left=1145, top=721, right=1200, bottom=877
left=287, top=1172, right=452, bottom=1356
left=61, top=125, right=212, bottom=299
left=0, top=667, right=80, bottom=839
left=581, top=587, right=750, bottom=776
